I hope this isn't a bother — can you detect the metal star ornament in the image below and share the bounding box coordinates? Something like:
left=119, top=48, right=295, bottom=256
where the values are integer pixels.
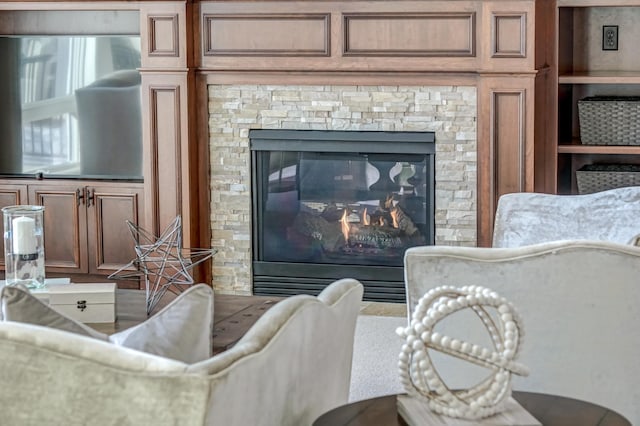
left=108, top=215, right=216, bottom=314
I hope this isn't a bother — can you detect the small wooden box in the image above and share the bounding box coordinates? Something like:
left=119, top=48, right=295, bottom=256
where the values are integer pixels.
left=48, top=283, right=117, bottom=323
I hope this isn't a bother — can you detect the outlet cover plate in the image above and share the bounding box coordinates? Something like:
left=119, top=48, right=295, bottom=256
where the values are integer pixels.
left=603, top=25, right=618, bottom=51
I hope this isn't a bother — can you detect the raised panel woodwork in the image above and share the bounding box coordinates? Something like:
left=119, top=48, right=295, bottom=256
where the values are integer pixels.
left=86, top=183, right=143, bottom=275
left=142, top=73, right=190, bottom=242
left=203, top=14, right=330, bottom=56
left=492, top=13, right=526, bottom=58
left=0, top=184, right=26, bottom=208
left=148, top=14, right=179, bottom=57
left=139, top=3, right=187, bottom=69
left=493, top=92, right=527, bottom=196
left=480, top=1, right=534, bottom=71
left=198, top=2, right=483, bottom=72
left=478, top=75, right=535, bottom=246
left=343, top=13, right=475, bottom=56
left=0, top=183, right=28, bottom=270
left=28, top=184, right=86, bottom=274
left=0, top=9, right=139, bottom=35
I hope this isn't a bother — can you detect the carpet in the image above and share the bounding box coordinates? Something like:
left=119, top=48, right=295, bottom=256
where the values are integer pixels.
left=349, top=314, right=407, bottom=402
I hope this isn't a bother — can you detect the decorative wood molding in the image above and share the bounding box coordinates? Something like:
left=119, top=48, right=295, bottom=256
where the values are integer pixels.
left=0, top=186, right=24, bottom=205
left=147, top=14, right=180, bottom=57
left=147, top=84, right=183, bottom=237
left=490, top=89, right=527, bottom=198
left=343, top=12, right=475, bottom=57
left=91, top=189, right=142, bottom=273
left=202, top=13, right=330, bottom=56
left=478, top=75, right=535, bottom=247
left=203, top=71, right=478, bottom=86
left=29, top=185, right=85, bottom=271
left=491, top=13, right=527, bottom=58
left=0, top=184, right=28, bottom=269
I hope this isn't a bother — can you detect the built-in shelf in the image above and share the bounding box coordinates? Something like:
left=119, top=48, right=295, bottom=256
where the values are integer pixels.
left=558, top=140, right=640, bottom=154
left=555, top=3, right=640, bottom=194
left=558, top=0, right=640, bottom=7
left=559, top=71, right=640, bottom=84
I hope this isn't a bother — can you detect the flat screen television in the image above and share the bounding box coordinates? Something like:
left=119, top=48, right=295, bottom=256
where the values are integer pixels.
left=0, top=34, right=142, bottom=179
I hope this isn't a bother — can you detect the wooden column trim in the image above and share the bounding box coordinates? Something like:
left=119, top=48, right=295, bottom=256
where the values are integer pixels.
left=478, top=73, right=536, bottom=247
left=141, top=73, right=189, bottom=240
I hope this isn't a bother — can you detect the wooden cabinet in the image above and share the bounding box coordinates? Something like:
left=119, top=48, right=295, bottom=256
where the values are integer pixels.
left=0, top=180, right=143, bottom=277
left=0, top=2, right=209, bottom=283
left=555, top=2, right=640, bottom=194
left=0, top=184, right=28, bottom=270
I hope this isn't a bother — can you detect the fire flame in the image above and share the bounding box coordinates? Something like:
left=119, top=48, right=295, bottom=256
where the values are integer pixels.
left=340, top=210, right=349, bottom=243
left=390, top=208, right=399, bottom=228
left=340, top=205, right=400, bottom=246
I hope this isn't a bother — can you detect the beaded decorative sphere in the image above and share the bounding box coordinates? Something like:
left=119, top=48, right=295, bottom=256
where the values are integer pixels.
left=396, top=285, right=529, bottom=420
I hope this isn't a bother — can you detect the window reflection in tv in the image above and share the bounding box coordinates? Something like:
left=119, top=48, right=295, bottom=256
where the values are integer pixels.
left=0, top=35, right=142, bottom=179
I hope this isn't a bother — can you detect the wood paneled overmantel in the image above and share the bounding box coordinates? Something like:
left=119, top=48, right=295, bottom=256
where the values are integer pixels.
left=197, top=1, right=538, bottom=73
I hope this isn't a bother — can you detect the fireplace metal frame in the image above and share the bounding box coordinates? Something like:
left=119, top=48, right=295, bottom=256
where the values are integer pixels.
left=250, top=129, right=435, bottom=302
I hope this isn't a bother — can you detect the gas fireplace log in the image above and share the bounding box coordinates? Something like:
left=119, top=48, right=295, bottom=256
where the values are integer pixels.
left=346, top=224, right=404, bottom=248
left=290, top=211, right=343, bottom=251
left=320, top=203, right=343, bottom=222
left=391, top=206, right=419, bottom=236
left=382, top=194, right=420, bottom=237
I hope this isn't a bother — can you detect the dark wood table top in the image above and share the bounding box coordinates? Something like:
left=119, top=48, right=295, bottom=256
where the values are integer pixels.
left=313, top=392, right=631, bottom=426
left=90, top=289, right=282, bottom=354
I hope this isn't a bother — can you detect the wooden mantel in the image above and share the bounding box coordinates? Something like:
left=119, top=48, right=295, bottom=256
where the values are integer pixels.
left=0, top=0, right=555, bottom=270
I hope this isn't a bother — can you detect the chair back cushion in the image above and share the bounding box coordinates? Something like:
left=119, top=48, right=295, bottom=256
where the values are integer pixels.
left=492, top=186, right=640, bottom=247
left=1, top=284, right=214, bottom=363
left=404, top=241, right=640, bottom=425
left=188, top=278, right=364, bottom=426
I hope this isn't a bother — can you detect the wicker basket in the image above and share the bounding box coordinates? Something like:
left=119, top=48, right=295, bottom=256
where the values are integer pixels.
left=576, top=164, right=640, bottom=194
left=577, top=96, right=640, bottom=145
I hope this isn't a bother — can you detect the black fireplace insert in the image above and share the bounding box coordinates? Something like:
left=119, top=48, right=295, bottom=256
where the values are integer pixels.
left=250, top=129, right=435, bottom=302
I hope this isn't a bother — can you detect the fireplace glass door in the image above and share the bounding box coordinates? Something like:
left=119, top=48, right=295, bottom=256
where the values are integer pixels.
left=251, top=130, right=435, bottom=301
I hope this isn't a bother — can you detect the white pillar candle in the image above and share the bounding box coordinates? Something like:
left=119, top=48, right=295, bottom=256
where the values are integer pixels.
left=12, top=216, right=37, bottom=255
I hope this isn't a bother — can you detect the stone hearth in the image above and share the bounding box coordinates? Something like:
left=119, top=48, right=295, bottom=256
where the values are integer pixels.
left=208, top=84, right=477, bottom=295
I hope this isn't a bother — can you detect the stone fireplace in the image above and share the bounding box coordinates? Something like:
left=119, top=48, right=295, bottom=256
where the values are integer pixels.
left=208, top=84, right=477, bottom=298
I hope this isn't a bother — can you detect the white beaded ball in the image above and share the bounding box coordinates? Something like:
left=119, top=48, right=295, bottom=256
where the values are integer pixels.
left=396, top=285, right=529, bottom=420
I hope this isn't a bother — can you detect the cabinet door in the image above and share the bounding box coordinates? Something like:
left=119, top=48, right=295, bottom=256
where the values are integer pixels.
left=28, top=183, right=87, bottom=274
left=85, top=183, right=144, bottom=275
left=0, top=183, right=29, bottom=271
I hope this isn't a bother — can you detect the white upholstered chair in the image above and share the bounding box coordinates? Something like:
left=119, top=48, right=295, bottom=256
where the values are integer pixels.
left=0, top=278, right=363, bottom=426
left=492, top=186, right=640, bottom=248
left=404, top=241, right=640, bottom=424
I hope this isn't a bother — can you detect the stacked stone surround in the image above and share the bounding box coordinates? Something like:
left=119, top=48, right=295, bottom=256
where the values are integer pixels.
left=208, top=84, right=477, bottom=295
